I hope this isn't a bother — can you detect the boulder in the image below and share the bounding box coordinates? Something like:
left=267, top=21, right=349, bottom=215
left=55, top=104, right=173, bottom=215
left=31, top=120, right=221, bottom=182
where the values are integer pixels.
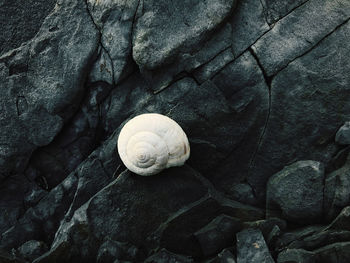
left=266, top=160, right=325, bottom=223
left=336, top=122, right=350, bottom=145
left=236, top=228, right=274, bottom=263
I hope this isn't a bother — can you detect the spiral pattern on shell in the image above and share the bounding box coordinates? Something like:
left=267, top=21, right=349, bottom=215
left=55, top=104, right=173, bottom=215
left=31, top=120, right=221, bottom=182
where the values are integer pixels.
left=117, top=113, right=190, bottom=176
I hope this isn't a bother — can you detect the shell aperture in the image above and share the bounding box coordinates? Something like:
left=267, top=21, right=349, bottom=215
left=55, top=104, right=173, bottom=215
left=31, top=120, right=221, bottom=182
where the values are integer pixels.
left=117, top=113, right=190, bottom=176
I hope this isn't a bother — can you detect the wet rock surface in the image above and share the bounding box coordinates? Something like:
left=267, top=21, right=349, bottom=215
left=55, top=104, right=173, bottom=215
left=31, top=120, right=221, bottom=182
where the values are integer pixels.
left=1, top=0, right=350, bottom=262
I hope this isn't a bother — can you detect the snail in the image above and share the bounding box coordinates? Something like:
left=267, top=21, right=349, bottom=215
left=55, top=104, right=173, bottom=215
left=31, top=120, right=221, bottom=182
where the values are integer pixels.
left=117, top=113, right=190, bottom=176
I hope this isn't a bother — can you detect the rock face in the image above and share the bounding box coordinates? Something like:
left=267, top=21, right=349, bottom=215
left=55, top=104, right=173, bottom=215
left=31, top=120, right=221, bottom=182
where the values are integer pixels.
left=1, top=0, right=350, bottom=262
left=236, top=228, right=274, bottom=263
left=336, top=122, right=350, bottom=145
left=266, top=161, right=325, bottom=223
left=324, top=155, right=350, bottom=220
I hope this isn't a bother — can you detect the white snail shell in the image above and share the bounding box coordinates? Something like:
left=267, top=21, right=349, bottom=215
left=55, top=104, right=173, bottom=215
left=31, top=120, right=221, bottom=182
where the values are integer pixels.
left=117, top=113, right=190, bottom=176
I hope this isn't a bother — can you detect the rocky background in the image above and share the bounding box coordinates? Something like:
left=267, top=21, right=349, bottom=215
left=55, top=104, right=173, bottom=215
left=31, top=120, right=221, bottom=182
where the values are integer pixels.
left=1, top=0, right=350, bottom=262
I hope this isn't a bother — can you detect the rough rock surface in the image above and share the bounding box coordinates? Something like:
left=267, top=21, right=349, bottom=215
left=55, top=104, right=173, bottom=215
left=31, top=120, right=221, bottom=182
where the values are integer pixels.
left=236, top=228, right=274, bottom=263
left=336, top=122, right=350, bottom=145
left=266, top=160, right=325, bottom=223
left=1, top=0, right=350, bottom=262
left=324, top=155, right=350, bottom=220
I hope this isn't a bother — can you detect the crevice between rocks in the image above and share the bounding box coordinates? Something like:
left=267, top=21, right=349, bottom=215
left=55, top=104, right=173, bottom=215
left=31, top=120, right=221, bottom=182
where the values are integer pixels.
left=268, top=16, right=350, bottom=78
left=21, top=0, right=102, bottom=191
left=84, top=0, right=117, bottom=87
left=247, top=47, right=272, bottom=199
left=267, top=0, right=312, bottom=26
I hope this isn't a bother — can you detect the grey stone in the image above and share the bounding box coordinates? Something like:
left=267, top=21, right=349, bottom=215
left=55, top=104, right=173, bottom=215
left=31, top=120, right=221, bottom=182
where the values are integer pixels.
left=158, top=194, right=263, bottom=258
left=236, top=228, right=274, bottom=263
left=0, top=249, right=25, bottom=263
left=249, top=20, right=350, bottom=199
left=0, top=0, right=99, bottom=179
left=280, top=227, right=350, bottom=251
left=143, top=23, right=234, bottom=91
left=336, top=122, right=350, bottom=145
left=96, top=239, right=141, bottom=263
left=230, top=0, right=270, bottom=57
left=144, top=249, right=193, bottom=263
left=35, top=167, right=209, bottom=261
left=0, top=173, right=78, bottom=250
left=193, top=48, right=235, bottom=84
left=261, top=0, right=309, bottom=24
left=328, top=206, right=350, bottom=231
left=132, top=0, right=237, bottom=71
left=88, top=46, right=115, bottom=85
left=87, top=0, right=139, bottom=84
left=266, top=160, right=325, bottom=223
left=324, top=156, right=350, bottom=220
left=252, top=0, right=350, bottom=76
left=277, top=248, right=315, bottom=263
left=210, top=51, right=269, bottom=198
left=267, top=225, right=281, bottom=246
left=275, top=225, right=323, bottom=250
left=313, top=242, right=350, bottom=262
left=217, top=249, right=236, bottom=263
left=0, top=0, right=57, bottom=56
left=16, top=240, right=48, bottom=262
left=243, top=218, right=287, bottom=240
left=231, top=183, right=257, bottom=206
left=206, top=249, right=236, bottom=263
left=194, top=215, right=242, bottom=256
left=0, top=175, right=36, bottom=235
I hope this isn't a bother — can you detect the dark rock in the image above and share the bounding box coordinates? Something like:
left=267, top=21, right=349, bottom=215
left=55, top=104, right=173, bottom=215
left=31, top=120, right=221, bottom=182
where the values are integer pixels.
left=313, top=242, right=350, bottom=262
left=249, top=19, right=350, bottom=199
left=267, top=225, right=281, bottom=246
left=217, top=249, right=236, bottom=263
left=326, top=146, right=350, bottom=173
left=144, top=248, right=194, bottom=263
left=87, top=0, right=139, bottom=84
left=324, top=156, right=350, bottom=220
left=96, top=239, right=141, bottom=263
left=16, top=240, right=48, bottom=262
left=230, top=0, right=270, bottom=57
left=243, top=218, right=287, bottom=240
left=0, top=0, right=57, bottom=56
left=193, top=48, right=235, bottom=84
left=0, top=249, right=24, bottom=263
left=132, top=0, right=237, bottom=71
left=194, top=215, right=241, bottom=256
left=236, top=228, right=274, bottom=263
left=206, top=249, right=236, bottom=263
left=0, top=173, right=78, bottom=250
left=0, top=129, right=121, bottom=251
left=277, top=248, right=315, bottom=263
left=231, top=183, right=257, bottom=206
left=209, top=51, right=269, bottom=198
left=266, top=160, right=325, bottom=223
left=0, top=0, right=99, bottom=179
left=0, top=175, right=36, bottom=235
left=336, top=122, right=350, bottom=145
left=27, top=80, right=116, bottom=190
left=327, top=206, right=350, bottom=231
left=262, top=0, right=309, bottom=24
left=35, top=166, right=209, bottom=261
left=275, top=225, right=323, bottom=250
left=144, top=23, right=234, bottom=91
left=252, top=0, right=350, bottom=76
left=158, top=193, right=263, bottom=258
left=290, top=229, right=350, bottom=251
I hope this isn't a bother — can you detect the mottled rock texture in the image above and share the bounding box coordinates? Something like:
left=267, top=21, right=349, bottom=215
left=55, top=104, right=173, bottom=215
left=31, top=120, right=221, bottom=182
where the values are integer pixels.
left=1, top=0, right=350, bottom=262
